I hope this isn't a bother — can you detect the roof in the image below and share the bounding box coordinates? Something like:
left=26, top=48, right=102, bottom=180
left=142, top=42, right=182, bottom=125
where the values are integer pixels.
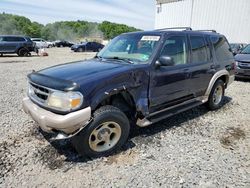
left=156, top=0, right=183, bottom=4
left=126, top=28, right=221, bottom=37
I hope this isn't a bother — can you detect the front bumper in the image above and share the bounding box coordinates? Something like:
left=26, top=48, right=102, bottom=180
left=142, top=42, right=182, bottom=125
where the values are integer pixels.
left=235, top=68, right=250, bottom=78
left=22, top=97, right=91, bottom=134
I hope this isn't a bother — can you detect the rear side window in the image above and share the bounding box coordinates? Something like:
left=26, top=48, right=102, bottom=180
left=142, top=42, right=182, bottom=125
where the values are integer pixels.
left=190, top=35, right=208, bottom=63
left=210, top=36, right=233, bottom=61
left=4, top=37, right=25, bottom=42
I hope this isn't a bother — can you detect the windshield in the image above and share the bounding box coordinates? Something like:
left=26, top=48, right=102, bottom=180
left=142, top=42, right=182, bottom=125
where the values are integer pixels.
left=97, top=33, right=161, bottom=64
left=241, top=45, right=250, bottom=54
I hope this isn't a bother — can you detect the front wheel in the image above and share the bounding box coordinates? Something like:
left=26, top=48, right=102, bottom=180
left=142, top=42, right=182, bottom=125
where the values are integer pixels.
left=71, top=105, right=130, bottom=158
left=77, top=48, right=84, bottom=52
left=206, top=79, right=225, bottom=110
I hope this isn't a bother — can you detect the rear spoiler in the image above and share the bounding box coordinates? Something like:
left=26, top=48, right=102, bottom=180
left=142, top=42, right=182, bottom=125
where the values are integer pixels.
left=28, top=72, right=79, bottom=91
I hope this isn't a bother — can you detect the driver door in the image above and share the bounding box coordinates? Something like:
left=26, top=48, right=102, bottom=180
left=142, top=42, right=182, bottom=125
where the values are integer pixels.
left=149, top=33, right=193, bottom=113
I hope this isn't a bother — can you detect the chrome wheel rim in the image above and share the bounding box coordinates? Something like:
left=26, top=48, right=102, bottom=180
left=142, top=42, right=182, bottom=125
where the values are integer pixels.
left=213, top=85, right=223, bottom=105
left=89, top=121, right=122, bottom=152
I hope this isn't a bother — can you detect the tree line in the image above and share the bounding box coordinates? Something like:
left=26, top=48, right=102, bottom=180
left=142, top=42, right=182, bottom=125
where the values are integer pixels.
left=0, top=13, right=140, bottom=41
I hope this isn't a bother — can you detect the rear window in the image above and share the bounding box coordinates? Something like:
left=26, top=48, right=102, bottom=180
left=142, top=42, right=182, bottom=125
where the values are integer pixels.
left=210, top=36, right=233, bottom=61
left=190, top=35, right=208, bottom=63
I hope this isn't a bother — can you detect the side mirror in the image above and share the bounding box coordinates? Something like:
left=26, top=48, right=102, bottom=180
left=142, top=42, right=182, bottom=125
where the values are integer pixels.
left=156, top=56, right=175, bottom=67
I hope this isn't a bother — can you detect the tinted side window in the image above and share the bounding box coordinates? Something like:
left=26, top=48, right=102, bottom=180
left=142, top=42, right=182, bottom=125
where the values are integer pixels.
left=190, top=35, right=208, bottom=63
left=211, top=36, right=233, bottom=61
left=16, top=37, right=25, bottom=42
left=4, top=37, right=25, bottom=42
left=160, top=35, right=188, bottom=65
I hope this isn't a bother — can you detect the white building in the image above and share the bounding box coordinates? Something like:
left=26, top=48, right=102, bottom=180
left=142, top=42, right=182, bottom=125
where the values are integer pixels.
left=155, top=0, right=250, bottom=43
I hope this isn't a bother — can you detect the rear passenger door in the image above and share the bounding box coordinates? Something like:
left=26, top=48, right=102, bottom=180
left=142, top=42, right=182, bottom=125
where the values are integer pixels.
left=0, top=37, right=7, bottom=52
left=187, top=34, right=215, bottom=97
left=4, top=37, right=18, bottom=52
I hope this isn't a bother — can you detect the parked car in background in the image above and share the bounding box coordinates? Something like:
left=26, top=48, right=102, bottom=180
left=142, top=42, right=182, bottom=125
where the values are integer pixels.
left=71, top=42, right=104, bottom=52
left=0, top=35, right=35, bottom=56
left=235, top=44, right=250, bottom=79
left=55, top=40, right=74, bottom=47
left=31, top=38, right=53, bottom=48
left=230, top=43, right=247, bottom=55
left=23, top=28, right=235, bottom=158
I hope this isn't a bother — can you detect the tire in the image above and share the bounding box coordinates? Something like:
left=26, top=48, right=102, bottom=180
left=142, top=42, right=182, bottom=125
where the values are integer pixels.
left=206, top=79, right=225, bottom=110
left=48, top=45, right=52, bottom=48
left=18, top=48, right=29, bottom=57
left=60, top=44, right=63, bottom=48
left=71, top=105, right=130, bottom=158
left=0, top=53, right=3, bottom=57
left=77, top=48, right=84, bottom=52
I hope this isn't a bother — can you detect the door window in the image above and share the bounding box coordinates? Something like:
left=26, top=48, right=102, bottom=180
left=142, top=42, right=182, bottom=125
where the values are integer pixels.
left=190, top=35, right=208, bottom=63
left=160, top=35, right=188, bottom=65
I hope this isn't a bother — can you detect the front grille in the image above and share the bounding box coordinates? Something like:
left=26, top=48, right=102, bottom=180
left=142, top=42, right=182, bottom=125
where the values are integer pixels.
left=239, top=61, right=250, bottom=69
left=29, top=82, right=52, bottom=104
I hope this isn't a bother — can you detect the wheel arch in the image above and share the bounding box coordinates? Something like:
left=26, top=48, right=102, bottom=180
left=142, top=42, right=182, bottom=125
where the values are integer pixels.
left=91, top=89, right=137, bottom=119
left=205, top=70, right=229, bottom=97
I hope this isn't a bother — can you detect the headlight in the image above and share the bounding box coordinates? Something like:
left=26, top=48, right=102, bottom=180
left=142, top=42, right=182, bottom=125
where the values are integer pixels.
left=47, top=91, right=83, bottom=111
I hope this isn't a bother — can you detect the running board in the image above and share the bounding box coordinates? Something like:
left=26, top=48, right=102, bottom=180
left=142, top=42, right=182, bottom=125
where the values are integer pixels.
left=136, top=98, right=204, bottom=127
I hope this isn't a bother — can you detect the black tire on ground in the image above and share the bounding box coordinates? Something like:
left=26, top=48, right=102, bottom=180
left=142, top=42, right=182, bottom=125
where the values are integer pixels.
left=17, top=48, right=29, bottom=57
left=206, top=79, right=225, bottom=110
left=48, top=45, right=52, bottom=48
left=71, top=105, right=130, bottom=158
left=0, top=53, right=3, bottom=57
left=60, top=44, right=63, bottom=48
left=77, top=48, right=84, bottom=52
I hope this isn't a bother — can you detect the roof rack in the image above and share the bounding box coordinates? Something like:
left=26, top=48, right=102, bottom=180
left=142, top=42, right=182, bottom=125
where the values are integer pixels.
left=156, top=27, right=192, bottom=31
left=195, top=30, right=217, bottom=33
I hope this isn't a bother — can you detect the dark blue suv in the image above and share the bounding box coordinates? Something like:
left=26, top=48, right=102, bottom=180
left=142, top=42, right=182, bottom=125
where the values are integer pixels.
left=23, top=28, right=235, bottom=158
left=0, top=35, right=35, bottom=56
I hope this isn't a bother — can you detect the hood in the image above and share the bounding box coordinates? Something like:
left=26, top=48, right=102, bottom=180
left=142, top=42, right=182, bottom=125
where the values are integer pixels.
left=235, top=53, right=250, bottom=62
left=37, top=58, right=135, bottom=86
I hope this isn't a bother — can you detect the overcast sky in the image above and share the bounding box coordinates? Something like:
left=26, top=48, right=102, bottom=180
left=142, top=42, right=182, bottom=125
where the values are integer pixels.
left=0, top=0, right=156, bottom=30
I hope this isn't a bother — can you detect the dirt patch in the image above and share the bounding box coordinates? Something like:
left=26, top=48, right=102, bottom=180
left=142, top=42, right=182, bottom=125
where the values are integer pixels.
left=0, top=139, right=21, bottom=182
left=220, top=127, right=246, bottom=149
left=105, top=149, right=138, bottom=165
left=33, top=145, right=66, bottom=170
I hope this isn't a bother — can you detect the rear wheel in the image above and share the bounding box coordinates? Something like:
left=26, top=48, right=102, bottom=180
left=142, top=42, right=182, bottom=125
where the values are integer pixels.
left=18, top=48, right=29, bottom=57
left=0, top=53, right=3, bottom=57
left=71, top=105, right=130, bottom=158
left=207, top=79, right=225, bottom=110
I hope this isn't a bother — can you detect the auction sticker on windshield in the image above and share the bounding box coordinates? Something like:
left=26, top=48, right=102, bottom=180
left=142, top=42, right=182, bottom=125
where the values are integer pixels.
left=141, top=36, right=160, bottom=41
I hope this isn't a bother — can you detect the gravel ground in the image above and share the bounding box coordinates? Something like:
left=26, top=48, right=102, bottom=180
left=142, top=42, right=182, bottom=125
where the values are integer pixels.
left=0, top=48, right=249, bottom=187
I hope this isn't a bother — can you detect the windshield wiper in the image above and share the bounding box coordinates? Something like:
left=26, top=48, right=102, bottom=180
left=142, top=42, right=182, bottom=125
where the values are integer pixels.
left=106, top=57, right=134, bottom=64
